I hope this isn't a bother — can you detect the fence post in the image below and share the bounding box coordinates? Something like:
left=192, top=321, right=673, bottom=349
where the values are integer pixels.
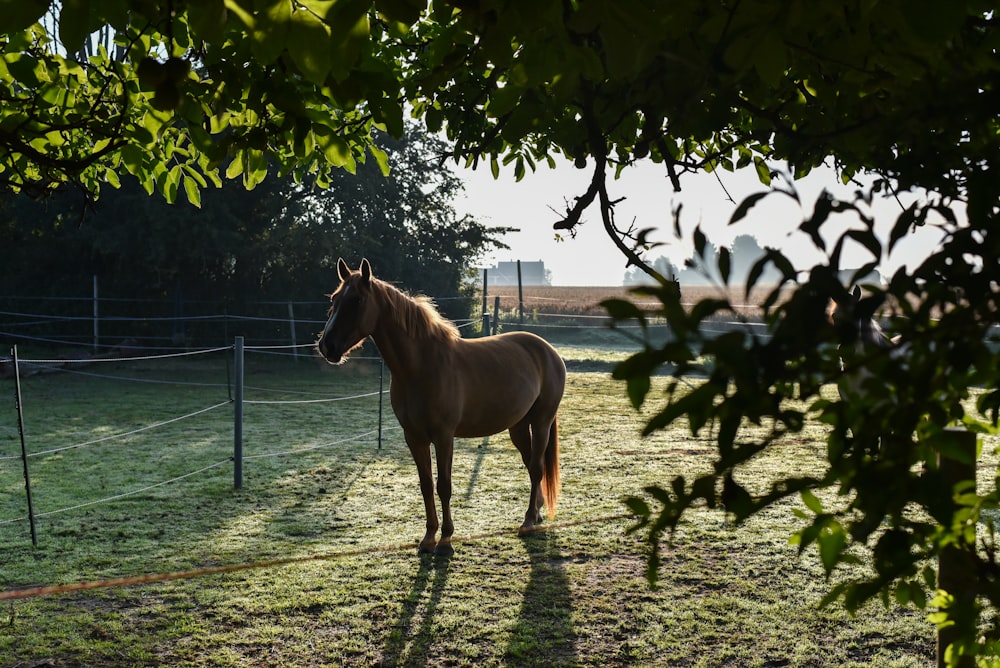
left=92, top=274, right=99, bottom=352
left=287, top=302, right=298, bottom=360
left=12, top=346, right=38, bottom=546
left=492, top=295, right=500, bottom=336
left=233, top=336, right=244, bottom=490
left=481, top=269, right=488, bottom=331
left=377, top=357, right=384, bottom=451
left=517, top=260, right=524, bottom=326
left=935, top=427, right=977, bottom=668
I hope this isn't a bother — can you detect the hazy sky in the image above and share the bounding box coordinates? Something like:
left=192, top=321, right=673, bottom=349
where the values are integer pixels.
left=452, top=158, right=951, bottom=286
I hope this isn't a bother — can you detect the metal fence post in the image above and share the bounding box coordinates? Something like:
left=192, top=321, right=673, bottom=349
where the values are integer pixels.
left=517, top=260, right=524, bottom=326
left=12, top=345, right=38, bottom=546
left=377, top=357, right=384, bottom=451
left=92, top=274, right=99, bottom=352
left=233, top=336, right=244, bottom=489
left=287, top=302, right=298, bottom=360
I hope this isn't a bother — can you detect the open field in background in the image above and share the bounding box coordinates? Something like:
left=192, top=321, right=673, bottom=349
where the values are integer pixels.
left=483, top=284, right=792, bottom=317
left=1, top=350, right=987, bottom=667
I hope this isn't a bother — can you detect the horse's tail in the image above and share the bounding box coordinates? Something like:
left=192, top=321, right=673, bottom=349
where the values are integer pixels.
left=542, top=416, right=560, bottom=519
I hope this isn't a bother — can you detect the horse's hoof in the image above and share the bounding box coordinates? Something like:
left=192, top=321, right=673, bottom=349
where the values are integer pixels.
left=417, top=543, right=436, bottom=555
left=517, top=523, right=537, bottom=537
left=434, top=542, right=454, bottom=558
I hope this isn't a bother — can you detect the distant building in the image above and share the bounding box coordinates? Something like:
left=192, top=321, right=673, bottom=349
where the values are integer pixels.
left=479, top=260, right=549, bottom=286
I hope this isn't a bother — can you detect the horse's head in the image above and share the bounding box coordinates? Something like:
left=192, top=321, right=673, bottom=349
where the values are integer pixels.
left=317, top=258, right=379, bottom=364
left=830, top=285, right=891, bottom=351
left=830, top=285, right=863, bottom=331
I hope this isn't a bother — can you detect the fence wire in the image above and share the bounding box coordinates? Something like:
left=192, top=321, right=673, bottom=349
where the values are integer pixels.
left=2, top=340, right=390, bottom=532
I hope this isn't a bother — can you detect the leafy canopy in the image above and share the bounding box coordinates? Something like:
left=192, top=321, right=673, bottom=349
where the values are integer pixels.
left=3, top=1, right=1000, bottom=663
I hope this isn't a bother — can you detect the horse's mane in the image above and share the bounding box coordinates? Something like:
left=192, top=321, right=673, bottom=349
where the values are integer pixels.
left=371, top=278, right=460, bottom=341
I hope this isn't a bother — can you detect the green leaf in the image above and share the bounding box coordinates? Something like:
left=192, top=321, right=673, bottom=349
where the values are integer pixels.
left=250, top=0, right=293, bottom=64
left=327, top=1, right=371, bottom=81
left=818, top=525, right=846, bottom=574
left=904, top=0, right=967, bottom=42
left=753, top=157, right=772, bottom=186
left=374, top=0, right=423, bottom=25
left=800, top=489, right=823, bottom=514
left=844, top=228, right=882, bottom=260
left=182, top=173, right=202, bottom=208
left=225, top=151, right=245, bottom=179
left=626, top=375, right=651, bottom=410
left=721, top=475, right=753, bottom=519
left=801, top=190, right=833, bottom=251
left=0, top=0, right=49, bottom=34
left=188, top=0, right=229, bottom=44
left=693, top=225, right=706, bottom=258
left=729, top=191, right=769, bottom=225
left=368, top=144, right=390, bottom=177
left=718, top=246, right=730, bottom=284
left=288, top=8, right=333, bottom=85
left=601, top=298, right=644, bottom=321
left=59, top=0, right=95, bottom=54
left=753, top=33, right=786, bottom=88
left=371, top=95, right=404, bottom=137
left=642, top=382, right=717, bottom=436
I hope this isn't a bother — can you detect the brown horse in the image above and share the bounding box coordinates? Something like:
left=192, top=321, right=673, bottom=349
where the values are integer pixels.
left=830, top=285, right=897, bottom=401
left=316, top=258, right=566, bottom=556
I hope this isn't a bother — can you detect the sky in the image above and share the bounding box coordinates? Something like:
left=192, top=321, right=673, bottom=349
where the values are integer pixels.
left=451, top=158, right=952, bottom=286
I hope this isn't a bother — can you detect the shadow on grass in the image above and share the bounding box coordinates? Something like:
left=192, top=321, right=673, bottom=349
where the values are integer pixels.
left=505, top=531, right=577, bottom=667
left=380, top=553, right=451, bottom=666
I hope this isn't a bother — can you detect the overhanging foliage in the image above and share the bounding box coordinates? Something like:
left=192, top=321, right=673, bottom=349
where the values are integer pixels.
left=2, top=1, right=1000, bottom=663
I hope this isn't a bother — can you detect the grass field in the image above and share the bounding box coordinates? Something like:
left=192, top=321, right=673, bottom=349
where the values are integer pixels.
left=0, top=345, right=948, bottom=667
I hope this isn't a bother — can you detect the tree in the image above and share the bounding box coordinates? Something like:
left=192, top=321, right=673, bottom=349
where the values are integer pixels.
left=1, top=125, right=503, bottom=320
left=2, top=2, right=1000, bottom=662
left=623, top=256, right=679, bottom=287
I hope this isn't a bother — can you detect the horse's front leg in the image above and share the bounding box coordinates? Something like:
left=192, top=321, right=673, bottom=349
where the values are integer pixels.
left=406, top=436, right=439, bottom=554
left=433, top=437, right=455, bottom=556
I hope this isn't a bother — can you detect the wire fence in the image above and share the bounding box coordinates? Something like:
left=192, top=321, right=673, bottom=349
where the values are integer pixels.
left=0, top=287, right=778, bottom=546
left=1, top=340, right=391, bottom=544
left=0, top=286, right=774, bottom=356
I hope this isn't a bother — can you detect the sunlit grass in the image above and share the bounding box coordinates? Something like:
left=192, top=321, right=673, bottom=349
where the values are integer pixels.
left=0, top=354, right=940, bottom=667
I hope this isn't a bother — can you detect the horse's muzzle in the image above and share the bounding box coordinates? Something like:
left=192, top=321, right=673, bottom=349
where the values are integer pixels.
left=316, top=337, right=345, bottom=365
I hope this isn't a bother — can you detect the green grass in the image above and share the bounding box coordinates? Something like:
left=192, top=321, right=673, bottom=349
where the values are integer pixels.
left=0, top=346, right=940, bottom=666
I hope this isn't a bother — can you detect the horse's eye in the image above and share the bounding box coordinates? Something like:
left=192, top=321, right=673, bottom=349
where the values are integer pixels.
left=337, top=294, right=362, bottom=314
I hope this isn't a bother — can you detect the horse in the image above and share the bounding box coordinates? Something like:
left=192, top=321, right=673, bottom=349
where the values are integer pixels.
left=830, top=285, right=896, bottom=401
left=316, top=258, right=566, bottom=556
left=830, top=285, right=906, bottom=455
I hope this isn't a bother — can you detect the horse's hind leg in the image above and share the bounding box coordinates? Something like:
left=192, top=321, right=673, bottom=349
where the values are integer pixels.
left=509, top=418, right=545, bottom=532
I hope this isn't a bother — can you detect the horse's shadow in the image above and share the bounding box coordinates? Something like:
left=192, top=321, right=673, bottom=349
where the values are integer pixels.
left=504, top=531, right=578, bottom=665
left=381, top=554, right=451, bottom=666
left=381, top=532, right=577, bottom=666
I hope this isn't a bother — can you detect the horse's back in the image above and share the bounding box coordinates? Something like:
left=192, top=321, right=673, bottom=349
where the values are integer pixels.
left=461, top=331, right=565, bottom=389
left=447, top=331, right=565, bottom=437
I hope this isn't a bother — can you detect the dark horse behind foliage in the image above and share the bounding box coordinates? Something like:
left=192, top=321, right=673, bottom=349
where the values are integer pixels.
left=316, top=258, right=566, bottom=556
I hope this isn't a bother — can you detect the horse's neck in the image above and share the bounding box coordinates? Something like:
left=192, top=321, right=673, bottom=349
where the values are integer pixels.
left=370, top=319, right=447, bottom=379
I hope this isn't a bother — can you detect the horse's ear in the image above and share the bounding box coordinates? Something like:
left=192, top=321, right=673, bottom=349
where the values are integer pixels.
left=337, top=258, right=351, bottom=282
left=360, top=258, right=372, bottom=283
left=851, top=285, right=862, bottom=300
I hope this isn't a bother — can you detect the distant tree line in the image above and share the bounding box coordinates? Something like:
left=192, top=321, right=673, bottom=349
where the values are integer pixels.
left=623, top=235, right=782, bottom=286
left=0, top=127, right=507, bottom=322
left=624, top=235, right=884, bottom=287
